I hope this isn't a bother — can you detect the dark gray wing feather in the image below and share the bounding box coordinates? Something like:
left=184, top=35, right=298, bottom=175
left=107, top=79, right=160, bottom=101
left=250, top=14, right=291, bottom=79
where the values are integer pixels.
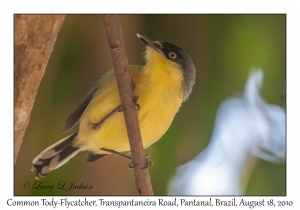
left=86, top=152, right=107, bottom=162
left=61, top=86, right=99, bottom=132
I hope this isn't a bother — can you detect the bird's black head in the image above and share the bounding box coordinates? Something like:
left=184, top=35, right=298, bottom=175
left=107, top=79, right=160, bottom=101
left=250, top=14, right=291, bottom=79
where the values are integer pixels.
left=137, top=33, right=196, bottom=101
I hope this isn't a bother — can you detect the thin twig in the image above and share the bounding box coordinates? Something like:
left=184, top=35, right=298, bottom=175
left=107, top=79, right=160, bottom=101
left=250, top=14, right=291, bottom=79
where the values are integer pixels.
left=102, top=15, right=153, bottom=195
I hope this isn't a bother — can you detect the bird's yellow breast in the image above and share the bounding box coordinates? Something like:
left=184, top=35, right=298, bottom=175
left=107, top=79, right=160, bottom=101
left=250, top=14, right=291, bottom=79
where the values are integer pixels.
left=74, top=56, right=184, bottom=154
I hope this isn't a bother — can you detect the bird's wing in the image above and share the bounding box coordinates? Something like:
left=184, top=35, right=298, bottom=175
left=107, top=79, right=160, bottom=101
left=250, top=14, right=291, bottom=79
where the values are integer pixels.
left=62, top=66, right=141, bottom=133
left=61, top=86, right=99, bottom=132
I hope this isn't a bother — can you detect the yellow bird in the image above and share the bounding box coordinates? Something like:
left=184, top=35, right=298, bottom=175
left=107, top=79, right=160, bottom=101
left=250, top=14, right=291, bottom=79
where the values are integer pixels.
left=31, top=33, right=196, bottom=179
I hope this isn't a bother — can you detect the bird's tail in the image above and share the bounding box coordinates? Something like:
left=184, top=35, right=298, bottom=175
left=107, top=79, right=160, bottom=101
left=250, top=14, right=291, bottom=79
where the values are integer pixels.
left=31, top=132, right=80, bottom=179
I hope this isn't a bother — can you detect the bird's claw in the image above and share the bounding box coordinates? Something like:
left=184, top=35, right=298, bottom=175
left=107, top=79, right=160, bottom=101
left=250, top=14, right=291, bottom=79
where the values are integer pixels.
left=116, top=99, right=140, bottom=112
left=127, top=161, right=138, bottom=168
left=134, top=103, right=140, bottom=111
left=127, top=156, right=152, bottom=169
left=141, top=158, right=153, bottom=169
left=131, top=96, right=140, bottom=111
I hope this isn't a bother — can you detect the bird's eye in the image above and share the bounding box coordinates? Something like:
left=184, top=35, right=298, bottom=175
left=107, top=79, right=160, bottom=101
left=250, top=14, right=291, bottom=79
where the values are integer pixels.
left=168, top=52, right=177, bottom=59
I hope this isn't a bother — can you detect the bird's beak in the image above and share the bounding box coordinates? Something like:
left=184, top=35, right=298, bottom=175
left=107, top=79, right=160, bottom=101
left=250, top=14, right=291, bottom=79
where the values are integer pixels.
left=136, top=33, right=162, bottom=53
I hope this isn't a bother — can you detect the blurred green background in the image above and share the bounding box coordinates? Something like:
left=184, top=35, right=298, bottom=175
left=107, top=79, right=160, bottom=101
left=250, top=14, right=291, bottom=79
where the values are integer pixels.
left=15, top=14, right=286, bottom=196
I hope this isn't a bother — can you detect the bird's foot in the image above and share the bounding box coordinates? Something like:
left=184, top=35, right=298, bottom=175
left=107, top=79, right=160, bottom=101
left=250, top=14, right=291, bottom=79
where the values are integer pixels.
left=127, top=155, right=152, bottom=169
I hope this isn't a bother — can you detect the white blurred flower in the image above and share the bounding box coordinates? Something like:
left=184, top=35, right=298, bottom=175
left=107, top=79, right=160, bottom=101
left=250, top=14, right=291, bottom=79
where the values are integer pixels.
left=168, top=70, right=286, bottom=195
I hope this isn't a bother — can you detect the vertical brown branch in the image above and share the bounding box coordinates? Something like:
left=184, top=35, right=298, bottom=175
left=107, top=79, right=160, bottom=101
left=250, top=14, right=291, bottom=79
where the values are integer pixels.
left=14, top=14, right=65, bottom=164
left=102, top=15, right=153, bottom=195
